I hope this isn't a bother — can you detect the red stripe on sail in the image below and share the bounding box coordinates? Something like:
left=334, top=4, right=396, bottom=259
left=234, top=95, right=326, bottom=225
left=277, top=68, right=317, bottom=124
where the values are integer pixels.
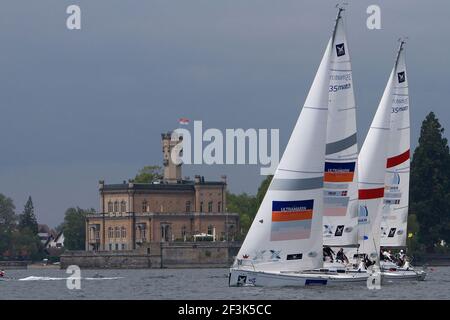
left=359, top=188, right=385, bottom=199
left=386, top=149, right=410, bottom=168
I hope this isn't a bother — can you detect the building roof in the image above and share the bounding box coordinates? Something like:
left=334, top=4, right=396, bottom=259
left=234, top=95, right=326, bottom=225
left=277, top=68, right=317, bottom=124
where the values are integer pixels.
left=101, top=180, right=225, bottom=192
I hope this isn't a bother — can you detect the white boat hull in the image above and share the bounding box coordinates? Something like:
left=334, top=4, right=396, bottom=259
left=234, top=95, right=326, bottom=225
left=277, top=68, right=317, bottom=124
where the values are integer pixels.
left=229, top=268, right=369, bottom=287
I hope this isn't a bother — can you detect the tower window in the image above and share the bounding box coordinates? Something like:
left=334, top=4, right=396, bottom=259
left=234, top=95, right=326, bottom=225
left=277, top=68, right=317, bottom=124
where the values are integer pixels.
left=208, top=201, right=213, bottom=213
left=185, top=201, right=191, bottom=212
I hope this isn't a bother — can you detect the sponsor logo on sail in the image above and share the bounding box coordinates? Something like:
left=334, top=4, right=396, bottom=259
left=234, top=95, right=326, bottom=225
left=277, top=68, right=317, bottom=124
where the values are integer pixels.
left=286, top=253, right=303, bottom=260
left=388, top=228, right=397, bottom=237
left=323, top=162, right=355, bottom=216
left=334, top=225, right=345, bottom=236
left=392, top=105, right=409, bottom=113
left=329, top=83, right=351, bottom=92
left=336, top=43, right=346, bottom=57
left=271, top=200, right=314, bottom=241
left=397, top=71, right=406, bottom=83
left=358, top=205, right=369, bottom=224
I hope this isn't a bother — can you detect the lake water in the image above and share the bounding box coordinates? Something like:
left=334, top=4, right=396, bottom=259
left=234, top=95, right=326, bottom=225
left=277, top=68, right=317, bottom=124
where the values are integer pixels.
left=1, top=267, right=449, bottom=299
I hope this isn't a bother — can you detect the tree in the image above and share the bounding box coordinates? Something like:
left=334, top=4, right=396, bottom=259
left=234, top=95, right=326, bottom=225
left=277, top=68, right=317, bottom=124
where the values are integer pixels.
left=227, top=192, right=257, bottom=236
left=256, top=175, right=273, bottom=208
left=133, top=165, right=163, bottom=183
left=0, top=194, right=16, bottom=232
left=410, top=112, right=450, bottom=252
left=61, top=207, right=95, bottom=250
left=0, top=194, right=17, bottom=258
left=18, top=196, right=38, bottom=234
left=10, top=228, right=42, bottom=261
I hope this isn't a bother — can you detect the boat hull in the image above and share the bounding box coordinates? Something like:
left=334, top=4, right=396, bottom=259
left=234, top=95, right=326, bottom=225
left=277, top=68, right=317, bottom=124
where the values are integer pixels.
left=228, top=268, right=369, bottom=287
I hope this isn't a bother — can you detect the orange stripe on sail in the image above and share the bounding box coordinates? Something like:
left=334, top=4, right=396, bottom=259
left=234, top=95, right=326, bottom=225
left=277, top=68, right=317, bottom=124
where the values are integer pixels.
left=324, top=172, right=354, bottom=182
left=272, top=210, right=313, bottom=222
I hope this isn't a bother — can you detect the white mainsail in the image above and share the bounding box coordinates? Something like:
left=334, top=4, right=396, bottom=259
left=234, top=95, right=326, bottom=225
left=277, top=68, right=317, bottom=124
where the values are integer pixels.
left=380, top=42, right=409, bottom=248
left=356, top=42, right=405, bottom=260
left=323, top=11, right=359, bottom=247
left=235, top=11, right=341, bottom=272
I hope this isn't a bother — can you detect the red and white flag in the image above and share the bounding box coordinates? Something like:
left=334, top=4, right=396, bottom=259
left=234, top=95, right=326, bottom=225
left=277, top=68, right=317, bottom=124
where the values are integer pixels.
left=179, top=117, right=190, bottom=125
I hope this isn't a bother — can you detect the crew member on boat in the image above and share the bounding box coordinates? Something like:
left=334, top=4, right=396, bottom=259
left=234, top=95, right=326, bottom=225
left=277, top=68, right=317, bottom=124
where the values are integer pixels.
left=336, top=248, right=349, bottom=264
left=323, top=246, right=335, bottom=262
left=0, top=269, right=5, bottom=278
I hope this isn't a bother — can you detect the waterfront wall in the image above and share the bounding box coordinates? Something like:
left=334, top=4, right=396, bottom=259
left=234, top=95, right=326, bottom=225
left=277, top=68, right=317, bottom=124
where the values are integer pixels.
left=0, top=261, right=30, bottom=269
left=60, top=241, right=241, bottom=269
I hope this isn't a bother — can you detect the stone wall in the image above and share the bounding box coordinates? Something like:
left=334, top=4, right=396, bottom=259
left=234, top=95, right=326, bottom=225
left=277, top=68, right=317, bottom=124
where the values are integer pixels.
left=0, top=260, right=30, bottom=269
left=60, top=242, right=241, bottom=269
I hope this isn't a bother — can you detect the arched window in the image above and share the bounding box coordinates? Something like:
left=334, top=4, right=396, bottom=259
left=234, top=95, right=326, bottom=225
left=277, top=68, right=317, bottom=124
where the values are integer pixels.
left=217, top=201, right=221, bottom=212
left=114, top=227, right=120, bottom=238
left=107, top=201, right=113, bottom=213
left=108, top=227, right=114, bottom=238
left=185, top=201, right=191, bottom=212
left=207, top=225, right=213, bottom=235
left=142, top=200, right=148, bottom=212
left=181, top=225, right=187, bottom=237
left=200, top=201, right=204, bottom=212
left=121, top=226, right=126, bottom=238
left=120, top=201, right=126, bottom=213
left=113, top=201, right=119, bottom=213
left=208, top=201, right=213, bottom=213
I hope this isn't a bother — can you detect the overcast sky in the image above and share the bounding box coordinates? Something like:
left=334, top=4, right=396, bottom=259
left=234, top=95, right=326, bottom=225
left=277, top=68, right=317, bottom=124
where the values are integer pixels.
left=0, top=0, right=449, bottom=227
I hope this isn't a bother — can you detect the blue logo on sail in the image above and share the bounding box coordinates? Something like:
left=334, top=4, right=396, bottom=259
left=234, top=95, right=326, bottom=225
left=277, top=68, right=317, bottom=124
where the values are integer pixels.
left=358, top=205, right=369, bottom=225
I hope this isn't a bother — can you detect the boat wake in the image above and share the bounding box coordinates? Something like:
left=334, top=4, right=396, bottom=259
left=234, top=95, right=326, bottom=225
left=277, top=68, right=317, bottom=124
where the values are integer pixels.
left=18, top=276, right=123, bottom=281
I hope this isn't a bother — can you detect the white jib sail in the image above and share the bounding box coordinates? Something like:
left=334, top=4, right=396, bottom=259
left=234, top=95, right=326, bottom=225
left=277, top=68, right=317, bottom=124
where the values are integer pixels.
left=323, top=11, right=359, bottom=247
left=356, top=46, right=405, bottom=261
left=235, top=15, right=338, bottom=273
left=380, top=42, right=409, bottom=248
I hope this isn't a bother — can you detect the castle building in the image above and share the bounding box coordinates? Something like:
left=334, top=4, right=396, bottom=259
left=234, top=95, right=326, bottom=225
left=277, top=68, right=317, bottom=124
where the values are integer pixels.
left=85, top=132, right=240, bottom=251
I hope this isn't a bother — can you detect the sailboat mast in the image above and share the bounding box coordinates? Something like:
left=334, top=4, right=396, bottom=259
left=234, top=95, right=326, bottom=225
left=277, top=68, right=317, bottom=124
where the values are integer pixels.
left=331, top=7, right=344, bottom=45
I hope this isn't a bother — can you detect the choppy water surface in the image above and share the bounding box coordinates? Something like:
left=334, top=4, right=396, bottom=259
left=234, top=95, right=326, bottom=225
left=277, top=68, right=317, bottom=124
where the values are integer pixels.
left=0, top=267, right=449, bottom=299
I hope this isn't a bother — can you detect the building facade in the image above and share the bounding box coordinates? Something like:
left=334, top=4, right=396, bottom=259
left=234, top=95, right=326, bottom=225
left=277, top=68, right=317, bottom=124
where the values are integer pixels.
left=86, top=132, right=239, bottom=251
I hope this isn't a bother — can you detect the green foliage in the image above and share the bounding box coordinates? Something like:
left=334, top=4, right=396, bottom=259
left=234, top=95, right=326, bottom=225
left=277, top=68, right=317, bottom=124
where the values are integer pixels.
left=226, top=192, right=257, bottom=235
left=60, top=207, right=95, bottom=250
left=18, top=196, right=38, bottom=234
left=133, top=165, right=163, bottom=183
left=0, top=194, right=16, bottom=232
left=256, top=175, right=273, bottom=208
left=10, top=228, right=43, bottom=261
left=410, top=112, right=450, bottom=252
left=0, top=194, right=43, bottom=260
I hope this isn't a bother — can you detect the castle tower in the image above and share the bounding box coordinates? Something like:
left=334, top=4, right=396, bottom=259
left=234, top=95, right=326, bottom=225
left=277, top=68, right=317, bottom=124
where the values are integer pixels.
left=161, top=132, right=182, bottom=183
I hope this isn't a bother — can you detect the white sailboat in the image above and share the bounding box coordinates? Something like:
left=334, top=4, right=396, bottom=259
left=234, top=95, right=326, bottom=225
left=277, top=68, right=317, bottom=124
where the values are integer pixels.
left=229, top=8, right=368, bottom=287
left=350, top=41, right=426, bottom=281
left=378, top=41, right=426, bottom=280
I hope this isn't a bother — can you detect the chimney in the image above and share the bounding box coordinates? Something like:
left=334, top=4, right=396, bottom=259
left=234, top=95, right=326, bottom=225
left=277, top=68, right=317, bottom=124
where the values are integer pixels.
left=221, top=175, right=227, bottom=184
left=194, top=175, right=201, bottom=184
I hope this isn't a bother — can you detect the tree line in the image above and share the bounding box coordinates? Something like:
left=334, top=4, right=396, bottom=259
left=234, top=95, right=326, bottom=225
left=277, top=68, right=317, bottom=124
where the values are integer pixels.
left=0, top=193, right=94, bottom=260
